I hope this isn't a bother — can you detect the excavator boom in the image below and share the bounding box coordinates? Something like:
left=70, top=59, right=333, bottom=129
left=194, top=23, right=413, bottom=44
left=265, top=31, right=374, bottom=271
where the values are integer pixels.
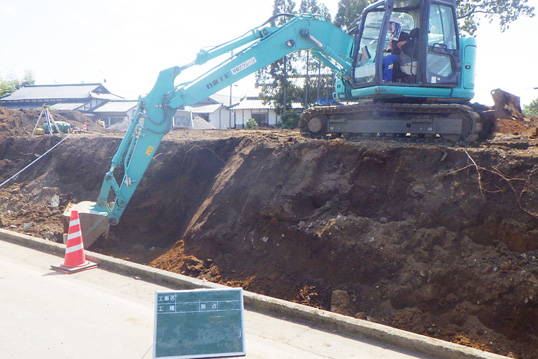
left=68, top=0, right=489, bottom=247
left=65, top=14, right=354, bottom=246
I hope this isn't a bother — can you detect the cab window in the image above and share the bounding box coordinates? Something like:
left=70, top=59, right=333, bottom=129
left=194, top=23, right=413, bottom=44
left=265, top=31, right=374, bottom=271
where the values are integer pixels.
left=426, top=4, right=458, bottom=84
left=353, top=10, right=384, bottom=85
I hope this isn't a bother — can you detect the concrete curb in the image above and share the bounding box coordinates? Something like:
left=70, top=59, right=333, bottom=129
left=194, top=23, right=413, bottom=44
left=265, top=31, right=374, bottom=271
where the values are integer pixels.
left=0, top=228, right=509, bottom=359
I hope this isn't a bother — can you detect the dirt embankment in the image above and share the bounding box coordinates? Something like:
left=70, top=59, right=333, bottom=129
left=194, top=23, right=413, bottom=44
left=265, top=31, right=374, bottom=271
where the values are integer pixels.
left=0, top=108, right=538, bottom=358
left=0, top=107, right=107, bottom=139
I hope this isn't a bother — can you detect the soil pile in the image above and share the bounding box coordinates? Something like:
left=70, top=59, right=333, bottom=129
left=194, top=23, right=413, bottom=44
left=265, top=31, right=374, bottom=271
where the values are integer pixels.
left=0, top=107, right=107, bottom=139
left=0, top=107, right=537, bottom=358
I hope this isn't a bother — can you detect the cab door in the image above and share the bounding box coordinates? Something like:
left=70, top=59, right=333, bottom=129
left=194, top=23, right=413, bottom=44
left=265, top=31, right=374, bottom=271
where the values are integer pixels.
left=425, top=2, right=461, bottom=86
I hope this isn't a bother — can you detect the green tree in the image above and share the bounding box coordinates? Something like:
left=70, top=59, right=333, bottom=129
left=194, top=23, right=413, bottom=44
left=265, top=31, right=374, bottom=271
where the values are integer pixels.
left=256, top=0, right=339, bottom=128
left=334, top=0, right=370, bottom=32
left=255, top=0, right=300, bottom=125
left=0, top=71, right=35, bottom=97
left=456, top=0, right=535, bottom=35
left=298, top=0, right=335, bottom=109
left=333, top=1, right=535, bottom=36
left=299, top=0, right=331, bottom=20
left=523, top=99, right=538, bottom=117
left=277, top=109, right=301, bottom=129
left=245, top=118, right=259, bottom=129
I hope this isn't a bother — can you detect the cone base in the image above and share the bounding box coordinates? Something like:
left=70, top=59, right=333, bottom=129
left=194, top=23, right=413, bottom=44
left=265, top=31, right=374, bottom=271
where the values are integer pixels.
left=51, top=261, right=97, bottom=274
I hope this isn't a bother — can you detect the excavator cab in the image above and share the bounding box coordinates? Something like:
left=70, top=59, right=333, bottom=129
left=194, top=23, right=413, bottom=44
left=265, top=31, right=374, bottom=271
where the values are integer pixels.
left=301, top=0, right=483, bottom=142
left=348, top=0, right=475, bottom=101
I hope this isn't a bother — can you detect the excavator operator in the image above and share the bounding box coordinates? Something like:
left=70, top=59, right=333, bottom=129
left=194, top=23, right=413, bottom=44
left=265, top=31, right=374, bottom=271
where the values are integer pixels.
left=382, top=19, right=410, bottom=82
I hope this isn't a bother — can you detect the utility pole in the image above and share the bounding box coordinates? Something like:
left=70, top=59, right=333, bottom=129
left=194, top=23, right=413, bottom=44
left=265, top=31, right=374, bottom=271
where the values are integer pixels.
left=283, top=55, right=287, bottom=126
left=304, top=51, right=309, bottom=107
left=229, top=50, right=233, bottom=129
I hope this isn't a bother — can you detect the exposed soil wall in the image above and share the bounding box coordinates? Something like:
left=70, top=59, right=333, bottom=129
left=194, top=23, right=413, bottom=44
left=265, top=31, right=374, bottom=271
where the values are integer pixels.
left=1, top=108, right=537, bottom=358
left=144, top=136, right=538, bottom=358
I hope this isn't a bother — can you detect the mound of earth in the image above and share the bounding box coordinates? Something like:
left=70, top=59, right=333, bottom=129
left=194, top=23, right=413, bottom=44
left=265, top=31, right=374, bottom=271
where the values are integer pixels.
left=0, top=107, right=537, bottom=358
left=0, top=107, right=107, bottom=139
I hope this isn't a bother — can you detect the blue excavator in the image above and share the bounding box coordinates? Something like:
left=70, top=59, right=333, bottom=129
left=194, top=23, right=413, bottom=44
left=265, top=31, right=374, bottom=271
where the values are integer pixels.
left=67, top=0, right=489, bottom=246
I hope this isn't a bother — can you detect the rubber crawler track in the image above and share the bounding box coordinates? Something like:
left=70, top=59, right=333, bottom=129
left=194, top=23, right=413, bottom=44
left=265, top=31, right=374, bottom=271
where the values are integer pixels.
left=299, top=102, right=489, bottom=142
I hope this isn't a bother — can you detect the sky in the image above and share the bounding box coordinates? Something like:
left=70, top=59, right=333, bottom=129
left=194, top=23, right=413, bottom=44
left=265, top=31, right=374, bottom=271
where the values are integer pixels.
left=1, top=0, right=537, bottom=106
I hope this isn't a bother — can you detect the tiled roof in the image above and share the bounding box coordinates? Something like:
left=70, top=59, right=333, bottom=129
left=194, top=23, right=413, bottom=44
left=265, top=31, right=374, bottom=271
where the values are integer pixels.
left=185, top=104, right=225, bottom=114
left=232, top=98, right=303, bottom=110
left=1, top=83, right=110, bottom=101
left=89, top=92, right=124, bottom=101
left=50, top=103, right=86, bottom=111
left=92, top=101, right=138, bottom=113
left=232, top=98, right=270, bottom=110
left=208, top=93, right=242, bottom=106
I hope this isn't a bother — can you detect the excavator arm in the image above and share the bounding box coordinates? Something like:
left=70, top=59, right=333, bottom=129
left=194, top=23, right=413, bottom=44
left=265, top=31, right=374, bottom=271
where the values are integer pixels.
left=67, top=14, right=354, bottom=246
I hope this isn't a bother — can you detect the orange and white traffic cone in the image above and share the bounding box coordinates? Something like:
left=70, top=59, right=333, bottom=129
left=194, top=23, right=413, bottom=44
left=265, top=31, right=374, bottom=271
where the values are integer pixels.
left=83, top=122, right=87, bottom=132
left=51, top=210, right=97, bottom=274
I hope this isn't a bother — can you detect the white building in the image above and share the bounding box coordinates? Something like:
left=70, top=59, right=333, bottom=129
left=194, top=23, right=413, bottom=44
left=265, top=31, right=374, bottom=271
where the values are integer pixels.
left=185, top=103, right=233, bottom=129
left=90, top=100, right=138, bottom=127
left=184, top=93, right=241, bottom=130
left=232, top=97, right=303, bottom=128
left=2, top=84, right=302, bottom=130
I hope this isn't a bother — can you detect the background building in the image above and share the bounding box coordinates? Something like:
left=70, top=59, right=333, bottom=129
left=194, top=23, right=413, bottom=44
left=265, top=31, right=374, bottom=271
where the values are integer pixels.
left=1, top=84, right=298, bottom=130
left=232, top=97, right=302, bottom=128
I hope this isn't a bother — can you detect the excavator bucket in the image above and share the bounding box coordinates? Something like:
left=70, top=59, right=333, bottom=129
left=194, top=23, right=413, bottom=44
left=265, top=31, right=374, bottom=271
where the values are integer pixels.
left=491, top=89, right=525, bottom=121
left=63, top=201, right=110, bottom=249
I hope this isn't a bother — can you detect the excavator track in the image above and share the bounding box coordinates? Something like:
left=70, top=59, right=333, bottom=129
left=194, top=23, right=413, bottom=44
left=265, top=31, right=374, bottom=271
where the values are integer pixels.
left=299, top=102, right=491, bottom=143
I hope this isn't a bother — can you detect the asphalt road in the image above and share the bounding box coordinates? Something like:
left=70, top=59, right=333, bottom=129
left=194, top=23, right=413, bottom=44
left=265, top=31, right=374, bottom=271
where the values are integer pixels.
left=0, top=236, right=507, bottom=359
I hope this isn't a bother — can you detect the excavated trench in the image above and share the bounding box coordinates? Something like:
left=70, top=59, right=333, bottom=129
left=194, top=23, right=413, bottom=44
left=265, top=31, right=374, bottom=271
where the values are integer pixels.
left=1, top=114, right=538, bottom=358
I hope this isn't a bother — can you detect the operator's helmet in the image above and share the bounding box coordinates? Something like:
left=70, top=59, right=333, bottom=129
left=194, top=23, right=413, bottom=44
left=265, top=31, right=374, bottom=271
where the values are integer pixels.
left=388, top=19, right=402, bottom=41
